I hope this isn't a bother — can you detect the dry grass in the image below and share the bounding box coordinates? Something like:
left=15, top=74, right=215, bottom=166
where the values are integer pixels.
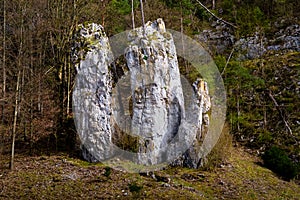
left=0, top=145, right=299, bottom=199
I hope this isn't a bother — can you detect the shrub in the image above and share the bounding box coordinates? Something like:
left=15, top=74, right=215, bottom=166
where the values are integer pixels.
left=262, top=146, right=298, bottom=180
left=129, top=182, right=143, bottom=193
left=104, top=166, right=112, bottom=177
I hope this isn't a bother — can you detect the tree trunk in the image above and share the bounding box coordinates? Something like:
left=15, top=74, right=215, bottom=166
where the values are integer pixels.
left=20, top=60, right=26, bottom=141
left=237, top=88, right=240, bottom=133
left=66, top=60, right=71, bottom=116
left=2, top=0, right=6, bottom=124
left=29, top=36, right=34, bottom=155
left=11, top=71, right=21, bottom=170
left=263, top=104, right=267, bottom=129
left=11, top=1, right=25, bottom=170
left=180, top=3, right=189, bottom=74
left=1, top=0, right=6, bottom=160
left=131, top=0, right=135, bottom=29
left=140, top=0, right=145, bottom=34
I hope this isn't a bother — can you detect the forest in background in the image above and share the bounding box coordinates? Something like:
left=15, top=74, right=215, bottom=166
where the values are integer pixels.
left=0, top=0, right=299, bottom=181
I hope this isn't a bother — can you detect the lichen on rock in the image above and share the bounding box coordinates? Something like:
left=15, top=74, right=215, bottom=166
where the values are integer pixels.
left=71, top=23, right=111, bottom=65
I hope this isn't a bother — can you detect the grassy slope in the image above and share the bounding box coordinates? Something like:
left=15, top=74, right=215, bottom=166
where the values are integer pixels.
left=0, top=147, right=299, bottom=200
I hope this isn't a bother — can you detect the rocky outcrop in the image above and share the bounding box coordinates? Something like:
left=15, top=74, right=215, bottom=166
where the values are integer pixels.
left=237, top=24, right=300, bottom=59
left=196, top=22, right=235, bottom=55
left=72, top=23, right=114, bottom=162
left=235, top=31, right=267, bottom=60
left=125, top=19, right=186, bottom=165
left=72, top=19, right=211, bottom=168
left=268, top=24, right=300, bottom=52
left=196, top=23, right=269, bottom=59
left=172, top=78, right=211, bottom=168
left=197, top=21, right=300, bottom=60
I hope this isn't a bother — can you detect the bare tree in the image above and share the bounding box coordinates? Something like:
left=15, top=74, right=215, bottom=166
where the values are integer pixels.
left=10, top=0, right=26, bottom=169
left=2, top=0, right=6, bottom=124
left=1, top=0, right=7, bottom=160
left=11, top=71, right=21, bottom=170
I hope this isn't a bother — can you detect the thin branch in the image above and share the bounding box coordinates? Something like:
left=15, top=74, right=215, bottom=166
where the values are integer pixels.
left=221, top=48, right=234, bottom=76
left=194, top=0, right=238, bottom=29
left=44, top=66, right=56, bottom=75
left=268, top=91, right=293, bottom=135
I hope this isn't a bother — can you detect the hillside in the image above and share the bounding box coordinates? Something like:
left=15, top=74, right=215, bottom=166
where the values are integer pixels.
left=0, top=147, right=299, bottom=199
left=0, top=0, right=299, bottom=198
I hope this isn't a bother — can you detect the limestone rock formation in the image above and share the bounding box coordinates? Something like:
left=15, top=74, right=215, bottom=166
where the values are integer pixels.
left=72, top=19, right=211, bottom=169
left=125, top=19, right=186, bottom=165
left=196, top=22, right=235, bottom=55
left=197, top=21, right=300, bottom=60
left=72, top=23, right=114, bottom=162
left=175, top=79, right=211, bottom=168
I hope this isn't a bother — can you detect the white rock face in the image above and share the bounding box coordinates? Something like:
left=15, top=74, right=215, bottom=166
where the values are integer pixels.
left=173, top=78, right=211, bottom=168
left=72, top=23, right=114, bottom=162
left=125, top=19, right=185, bottom=165
left=72, top=19, right=211, bottom=168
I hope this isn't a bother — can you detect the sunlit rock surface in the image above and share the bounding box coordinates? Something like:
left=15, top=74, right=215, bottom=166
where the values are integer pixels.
left=72, top=19, right=211, bottom=168
left=172, top=79, right=211, bottom=168
left=125, top=19, right=186, bottom=165
left=72, top=23, right=114, bottom=162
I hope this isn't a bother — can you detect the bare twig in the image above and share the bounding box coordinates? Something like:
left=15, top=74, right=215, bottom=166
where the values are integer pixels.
left=44, top=65, right=56, bottom=75
left=268, top=91, right=293, bottom=135
left=221, top=47, right=235, bottom=76
left=194, top=0, right=238, bottom=29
